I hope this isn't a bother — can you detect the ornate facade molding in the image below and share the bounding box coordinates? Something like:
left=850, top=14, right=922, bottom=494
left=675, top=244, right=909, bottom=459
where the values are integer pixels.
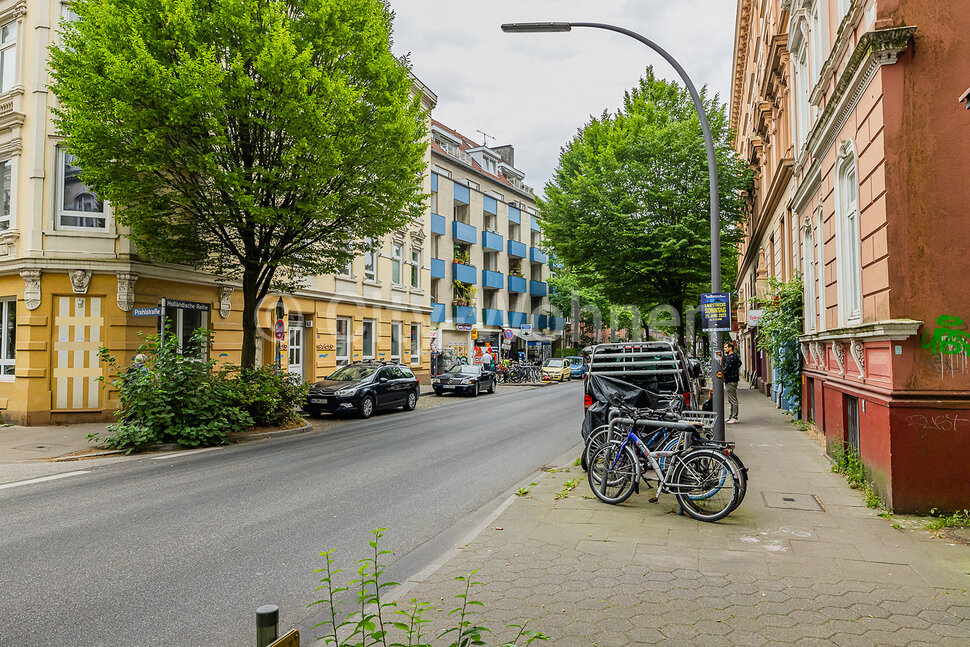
left=800, top=342, right=811, bottom=367
left=849, top=338, right=866, bottom=379
left=810, top=340, right=825, bottom=367
left=116, top=272, right=138, bottom=312
left=70, top=269, right=92, bottom=294
left=20, top=269, right=40, bottom=310
left=218, top=285, right=234, bottom=318
left=0, top=228, right=19, bottom=256
left=831, top=341, right=846, bottom=376
left=799, top=319, right=923, bottom=344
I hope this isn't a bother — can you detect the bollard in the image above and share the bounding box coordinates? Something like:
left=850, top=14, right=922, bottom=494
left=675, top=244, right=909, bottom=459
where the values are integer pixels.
left=256, top=604, right=280, bottom=647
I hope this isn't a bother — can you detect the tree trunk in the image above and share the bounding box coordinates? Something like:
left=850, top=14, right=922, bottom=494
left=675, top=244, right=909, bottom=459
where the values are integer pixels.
left=240, top=268, right=260, bottom=369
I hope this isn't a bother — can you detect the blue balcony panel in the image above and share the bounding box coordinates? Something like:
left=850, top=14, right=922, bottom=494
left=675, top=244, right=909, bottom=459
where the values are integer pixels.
left=530, top=247, right=548, bottom=264
left=508, top=311, right=528, bottom=328
left=431, top=213, right=446, bottom=236
left=430, top=258, right=445, bottom=279
left=535, top=315, right=548, bottom=329
left=507, top=239, right=527, bottom=258
left=483, top=195, right=498, bottom=215
left=452, top=220, right=477, bottom=244
left=529, top=280, right=547, bottom=297
left=508, top=205, right=521, bottom=224
left=483, top=308, right=504, bottom=326
left=431, top=173, right=438, bottom=193
left=507, top=275, right=527, bottom=293
left=482, top=269, right=504, bottom=290
left=482, top=230, right=503, bottom=251
left=453, top=305, right=476, bottom=325
left=431, top=302, right=446, bottom=323
left=452, top=262, right=477, bottom=285
left=453, top=182, right=470, bottom=205
left=550, top=316, right=566, bottom=331
left=531, top=218, right=541, bottom=232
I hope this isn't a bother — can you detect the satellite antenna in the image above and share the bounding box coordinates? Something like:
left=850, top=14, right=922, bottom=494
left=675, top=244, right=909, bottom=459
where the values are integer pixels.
left=475, top=129, right=495, bottom=147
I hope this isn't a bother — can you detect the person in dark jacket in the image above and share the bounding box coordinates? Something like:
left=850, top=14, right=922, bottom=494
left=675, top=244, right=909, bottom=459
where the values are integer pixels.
left=722, top=340, right=742, bottom=423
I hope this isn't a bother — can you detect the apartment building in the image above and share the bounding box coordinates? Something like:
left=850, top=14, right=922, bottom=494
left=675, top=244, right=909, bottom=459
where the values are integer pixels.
left=427, top=120, right=561, bottom=364
left=732, top=0, right=970, bottom=511
left=0, top=1, right=435, bottom=424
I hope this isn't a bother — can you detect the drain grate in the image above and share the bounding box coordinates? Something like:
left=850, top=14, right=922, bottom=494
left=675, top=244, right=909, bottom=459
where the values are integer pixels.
left=761, top=491, right=825, bottom=511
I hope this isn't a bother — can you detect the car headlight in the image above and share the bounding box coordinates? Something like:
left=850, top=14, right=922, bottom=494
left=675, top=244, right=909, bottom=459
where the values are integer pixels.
left=335, top=387, right=359, bottom=397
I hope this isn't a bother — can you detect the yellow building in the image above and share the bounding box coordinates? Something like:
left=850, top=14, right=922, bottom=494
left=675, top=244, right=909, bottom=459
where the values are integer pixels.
left=0, top=2, right=436, bottom=424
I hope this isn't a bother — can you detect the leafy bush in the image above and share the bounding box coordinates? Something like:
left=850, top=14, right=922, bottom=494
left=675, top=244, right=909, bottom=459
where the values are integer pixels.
left=312, top=528, right=547, bottom=646
left=831, top=442, right=885, bottom=510
left=756, top=276, right=804, bottom=414
left=94, top=329, right=254, bottom=453
left=225, top=365, right=308, bottom=427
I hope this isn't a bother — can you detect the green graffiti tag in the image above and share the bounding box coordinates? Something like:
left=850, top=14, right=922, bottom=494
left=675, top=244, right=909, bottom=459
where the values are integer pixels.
left=922, top=316, right=970, bottom=354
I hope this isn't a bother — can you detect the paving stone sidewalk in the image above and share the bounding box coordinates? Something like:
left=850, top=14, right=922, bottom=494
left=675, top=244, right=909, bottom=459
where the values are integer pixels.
left=393, top=386, right=970, bottom=646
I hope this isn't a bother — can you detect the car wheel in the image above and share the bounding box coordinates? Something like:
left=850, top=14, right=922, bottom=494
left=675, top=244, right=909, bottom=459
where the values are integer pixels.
left=434, top=387, right=444, bottom=396
left=487, top=379, right=495, bottom=394
left=403, top=390, right=417, bottom=411
left=472, top=382, right=479, bottom=397
left=359, top=395, right=375, bottom=419
left=306, top=408, right=324, bottom=419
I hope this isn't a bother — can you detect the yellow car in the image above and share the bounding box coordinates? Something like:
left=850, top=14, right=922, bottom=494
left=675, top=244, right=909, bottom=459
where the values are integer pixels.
left=541, top=358, right=572, bottom=382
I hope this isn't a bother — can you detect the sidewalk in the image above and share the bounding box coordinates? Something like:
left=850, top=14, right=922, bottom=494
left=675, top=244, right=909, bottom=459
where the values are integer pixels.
left=387, top=386, right=970, bottom=646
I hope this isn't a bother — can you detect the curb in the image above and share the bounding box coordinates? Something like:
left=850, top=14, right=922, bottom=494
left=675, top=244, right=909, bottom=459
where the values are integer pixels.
left=230, top=422, right=314, bottom=443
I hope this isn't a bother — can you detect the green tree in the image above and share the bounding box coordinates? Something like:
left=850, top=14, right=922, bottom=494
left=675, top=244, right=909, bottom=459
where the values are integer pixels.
left=50, top=0, right=428, bottom=367
left=539, top=68, right=751, bottom=347
left=756, top=276, right=804, bottom=413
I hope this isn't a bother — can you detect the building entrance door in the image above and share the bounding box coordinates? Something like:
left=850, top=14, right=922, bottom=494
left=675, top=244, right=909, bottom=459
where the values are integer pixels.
left=52, top=296, right=104, bottom=411
left=288, top=315, right=304, bottom=381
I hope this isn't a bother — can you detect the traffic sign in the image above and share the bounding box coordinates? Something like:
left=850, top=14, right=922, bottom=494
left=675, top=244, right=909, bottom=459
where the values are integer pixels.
left=503, top=329, right=514, bottom=341
left=274, top=319, right=285, bottom=341
left=520, top=323, right=532, bottom=336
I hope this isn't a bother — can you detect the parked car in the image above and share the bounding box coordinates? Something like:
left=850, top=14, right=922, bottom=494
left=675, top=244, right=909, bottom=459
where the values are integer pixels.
left=541, top=357, right=572, bottom=382
left=305, top=362, right=419, bottom=419
left=432, top=363, right=496, bottom=396
left=583, top=341, right=701, bottom=411
left=566, top=355, right=588, bottom=379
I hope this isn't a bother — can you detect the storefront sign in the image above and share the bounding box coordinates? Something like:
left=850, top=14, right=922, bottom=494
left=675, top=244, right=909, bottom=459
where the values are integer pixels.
left=747, top=309, right=764, bottom=327
left=701, top=293, right=732, bottom=332
left=456, top=324, right=473, bottom=331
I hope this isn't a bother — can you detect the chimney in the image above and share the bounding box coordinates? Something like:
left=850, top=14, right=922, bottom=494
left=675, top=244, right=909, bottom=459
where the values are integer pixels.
left=493, top=144, right=515, bottom=167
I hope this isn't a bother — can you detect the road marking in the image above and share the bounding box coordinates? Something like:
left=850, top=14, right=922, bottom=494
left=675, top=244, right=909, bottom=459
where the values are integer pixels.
left=150, top=447, right=221, bottom=461
left=0, top=470, right=91, bottom=490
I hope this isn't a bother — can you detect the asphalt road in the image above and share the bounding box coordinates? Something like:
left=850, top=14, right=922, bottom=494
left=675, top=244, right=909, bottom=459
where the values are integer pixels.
left=0, top=381, right=585, bottom=647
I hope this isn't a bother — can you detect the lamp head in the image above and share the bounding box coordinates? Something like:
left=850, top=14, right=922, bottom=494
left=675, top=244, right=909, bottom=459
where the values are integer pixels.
left=501, top=22, right=572, bottom=33
left=275, top=297, right=284, bottom=319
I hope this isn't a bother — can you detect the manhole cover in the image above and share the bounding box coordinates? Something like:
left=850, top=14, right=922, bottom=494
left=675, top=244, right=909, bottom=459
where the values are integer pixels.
left=762, top=491, right=825, bottom=511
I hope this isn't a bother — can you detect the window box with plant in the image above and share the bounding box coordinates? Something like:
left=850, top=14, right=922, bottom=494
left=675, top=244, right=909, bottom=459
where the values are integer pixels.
left=453, top=280, right=477, bottom=307
left=453, top=245, right=470, bottom=266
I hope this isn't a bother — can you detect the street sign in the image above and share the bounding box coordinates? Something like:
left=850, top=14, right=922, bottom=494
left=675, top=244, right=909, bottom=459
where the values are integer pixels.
left=274, top=319, right=285, bottom=341
left=132, top=306, right=162, bottom=317
left=268, top=630, right=300, bottom=647
left=503, top=328, right=514, bottom=341
left=701, top=293, right=732, bottom=332
left=520, top=324, right=532, bottom=336
left=165, top=298, right=210, bottom=312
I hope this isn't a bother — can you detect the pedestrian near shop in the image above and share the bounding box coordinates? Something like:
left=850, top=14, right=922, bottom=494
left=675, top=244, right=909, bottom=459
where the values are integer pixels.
left=480, top=348, right=494, bottom=372
left=722, top=340, right=742, bottom=424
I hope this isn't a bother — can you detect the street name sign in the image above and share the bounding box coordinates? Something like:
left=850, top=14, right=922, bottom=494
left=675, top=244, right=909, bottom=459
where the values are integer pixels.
left=132, top=307, right=162, bottom=317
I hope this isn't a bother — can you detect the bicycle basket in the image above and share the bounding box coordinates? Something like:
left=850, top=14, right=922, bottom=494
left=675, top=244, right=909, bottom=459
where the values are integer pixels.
left=680, top=410, right=718, bottom=431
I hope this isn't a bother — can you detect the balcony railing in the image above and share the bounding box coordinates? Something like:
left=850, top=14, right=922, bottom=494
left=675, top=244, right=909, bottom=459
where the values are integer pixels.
left=484, top=195, right=498, bottom=215
left=483, top=308, right=504, bottom=326
left=507, top=239, right=527, bottom=258
left=507, top=275, right=527, bottom=293
left=452, top=262, right=477, bottom=285
left=453, top=220, right=477, bottom=244
left=530, top=247, right=547, bottom=264
left=453, top=182, right=470, bottom=205
left=507, top=311, right=528, bottom=328
left=508, top=205, right=521, bottom=224
left=535, top=314, right=548, bottom=329
left=529, top=280, right=547, bottom=297
left=482, top=269, right=504, bottom=290
left=431, top=213, right=446, bottom=236
left=430, top=258, right=446, bottom=279
left=453, top=305, right=476, bottom=324
left=482, top=230, right=503, bottom=251
left=549, top=316, right=566, bottom=331
left=431, top=302, right=446, bottom=323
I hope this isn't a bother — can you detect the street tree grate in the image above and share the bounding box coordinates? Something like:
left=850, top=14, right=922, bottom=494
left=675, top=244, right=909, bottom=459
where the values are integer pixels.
left=761, top=491, right=825, bottom=511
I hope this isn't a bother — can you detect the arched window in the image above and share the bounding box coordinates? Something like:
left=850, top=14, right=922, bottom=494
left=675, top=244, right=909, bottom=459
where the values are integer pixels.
left=835, top=140, right=862, bottom=324
left=816, top=205, right=826, bottom=330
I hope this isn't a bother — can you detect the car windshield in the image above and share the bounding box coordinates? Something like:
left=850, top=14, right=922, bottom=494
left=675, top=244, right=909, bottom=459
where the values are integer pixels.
left=543, top=359, right=564, bottom=368
left=460, top=365, right=482, bottom=376
left=327, top=365, right=377, bottom=381
left=567, top=357, right=584, bottom=366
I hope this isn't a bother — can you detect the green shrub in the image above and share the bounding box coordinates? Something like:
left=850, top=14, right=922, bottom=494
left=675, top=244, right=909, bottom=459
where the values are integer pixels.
left=225, top=365, right=308, bottom=427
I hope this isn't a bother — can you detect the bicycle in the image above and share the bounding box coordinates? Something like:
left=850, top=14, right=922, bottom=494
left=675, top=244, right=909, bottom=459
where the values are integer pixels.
left=587, top=407, right=743, bottom=522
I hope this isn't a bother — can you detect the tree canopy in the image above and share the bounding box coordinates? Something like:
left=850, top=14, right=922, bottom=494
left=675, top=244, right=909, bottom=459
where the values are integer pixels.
left=538, top=68, right=751, bottom=346
left=50, top=0, right=428, bottom=366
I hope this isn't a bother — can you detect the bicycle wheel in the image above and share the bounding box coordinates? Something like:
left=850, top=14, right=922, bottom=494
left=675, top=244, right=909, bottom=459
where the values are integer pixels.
left=671, top=449, right=739, bottom=522
left=665, top=438, right=748, bottom=512
left=581, top=425, right=611, bottom=471
left=587, top=441, right=638, bottom=504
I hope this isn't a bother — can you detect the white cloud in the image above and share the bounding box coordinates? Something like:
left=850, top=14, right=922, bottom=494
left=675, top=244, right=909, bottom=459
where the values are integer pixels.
left=389, top=0, right=738, bottom=198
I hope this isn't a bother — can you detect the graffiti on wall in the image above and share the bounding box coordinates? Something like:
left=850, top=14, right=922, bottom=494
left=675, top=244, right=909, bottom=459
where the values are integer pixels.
left=904, top=413, right=968, bottom=433
left=921, top=315, right=970, bottom=378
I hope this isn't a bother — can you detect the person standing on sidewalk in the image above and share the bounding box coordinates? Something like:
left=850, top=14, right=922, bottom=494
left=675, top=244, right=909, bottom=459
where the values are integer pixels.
left=722, top=340, right=742, bottom=424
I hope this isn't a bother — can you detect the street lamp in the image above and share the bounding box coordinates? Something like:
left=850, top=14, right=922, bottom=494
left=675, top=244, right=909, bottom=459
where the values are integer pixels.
left=275, top=297, right=285, bottom=372
left=502, top=21, right=726, bottom=440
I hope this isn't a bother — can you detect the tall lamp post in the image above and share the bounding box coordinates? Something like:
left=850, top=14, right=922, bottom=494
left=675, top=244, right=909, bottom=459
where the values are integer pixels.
left=275, top=297, right=285, bottom=373
left=501, top=21, right=726, bottom=441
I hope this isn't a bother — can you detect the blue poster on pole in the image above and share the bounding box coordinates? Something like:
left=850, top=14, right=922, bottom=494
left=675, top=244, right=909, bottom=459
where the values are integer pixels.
left=701, top=293, right=732, bottom=332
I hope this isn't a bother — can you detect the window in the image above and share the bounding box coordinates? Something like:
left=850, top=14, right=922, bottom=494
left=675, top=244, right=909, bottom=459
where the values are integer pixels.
left=803, top=222, right=816, bottom=331
left=816, top=206, right=826, bottom=330
left=58, top=149, right=106, bottom=230
left=463, top=179, right=480, bottom=191
left=392, top=244, right=403, bottom=285
left=484, top=158, right=497, bottom=174
left=410, top=247, right=421, bottom=288
left=337, top=256, right=352, bottom=277
left=336, top=317, right=350, bottom=365
left=362, top=320, right=375, bottom=360
left=0, top=298, right=14, bottom=377
left=431, top=165, right=451, bottom=178
left=159, top=306, right=208, bottom=358
left=364, top=238, right=376, bottom=281
left=391, top=322, right=401, bottom=363
left=430, top=191, right=438, bottom=214
left=837, top=0, right=851, bottom=20
left=794, top=48, right=811, bottom=150
left=836, top=144, right=862, bottom=324
left=0, top=159, right=10, bottom=231
left=0, top=22, right=16, bottom=94
left=410, top=324, right=419, bottom=365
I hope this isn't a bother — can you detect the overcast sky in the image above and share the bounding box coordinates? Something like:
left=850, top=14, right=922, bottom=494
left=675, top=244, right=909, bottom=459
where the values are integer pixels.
left=389, top=0, right=739, bottom=198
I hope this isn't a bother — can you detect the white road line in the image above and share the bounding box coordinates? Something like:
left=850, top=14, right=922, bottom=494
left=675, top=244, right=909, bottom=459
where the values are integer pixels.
left=0, top=470, right=92, bottom=490
left=150, top=447, right=221, bottom=461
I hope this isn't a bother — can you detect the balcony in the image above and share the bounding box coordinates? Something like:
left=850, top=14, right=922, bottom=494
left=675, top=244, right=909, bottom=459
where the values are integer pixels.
left=452, top=262, right=477, bottom=284
left=431, top=302, right=446, bottom=323
left=483, top=308, right=504, bottom=327
left=453, top=305, right=476, bottom=325
left=431, top=172, right=438, bottom=193
left=453, top=220, right=477, bottom=244
left=482, top=269, right=504, bottom=290
left=550, top=316, right=566, bottom=331
left=507, top=239, right=527, bottom=258
left=531, top=218, right=541, bottom=232
left=431, top=213, right=446, bottom=236
left=453, top=182, right=470, bottom=205
left=508, top=205, right=521, bottom=224
left=507, top=275, right=527, bottom=293
left=482, top=230, right=503, bottom=251
left=484, top=195, right=498, bottom=215
left=535, top=314, right=548, bottom=329
left=529, top=280, right=547, bottom=297
left=508, top=311, right=528, bottom=328
left=530, top=247, right=547, bottom=264
left=430, top=258, right=445, bottom=279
